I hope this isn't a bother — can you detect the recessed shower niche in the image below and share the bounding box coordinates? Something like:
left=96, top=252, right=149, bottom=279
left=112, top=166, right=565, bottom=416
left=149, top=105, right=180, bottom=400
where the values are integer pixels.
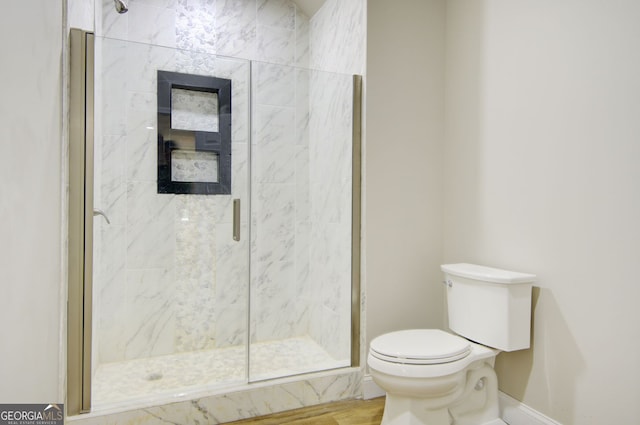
left=157, top=70, right=232, bottom=195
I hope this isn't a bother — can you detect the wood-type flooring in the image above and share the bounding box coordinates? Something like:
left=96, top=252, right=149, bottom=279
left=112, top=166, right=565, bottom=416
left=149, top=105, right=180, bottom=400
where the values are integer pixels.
left=223, top=397, right=385, bottom=425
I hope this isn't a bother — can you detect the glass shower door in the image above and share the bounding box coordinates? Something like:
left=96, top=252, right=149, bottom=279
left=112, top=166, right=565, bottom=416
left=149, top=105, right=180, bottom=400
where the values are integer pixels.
left=91, top=36, right=251, bottom=407
left=81, top=34, right=359, bottom=409
left=248, top=63, right=355, bottom=381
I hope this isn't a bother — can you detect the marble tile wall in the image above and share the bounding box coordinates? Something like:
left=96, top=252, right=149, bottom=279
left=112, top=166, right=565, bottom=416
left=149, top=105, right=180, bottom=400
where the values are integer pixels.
left=67, top=0, right=367, bottom=420
left=309, top=0, right=366, bottom=75
left=307, top=70, right=353, bottom=360
left=93, top=0, right=314, bottom=364
left=92, top=0, right=365, bottom=371
left=97, top=0, right=310, bottom=66
left=306, top=0, right=366, bottom=359
left=94, top=36, right=252, bottom=362
left=68, top=0, right=94, bottom=31
left=251, top=60, right=310, bottom=345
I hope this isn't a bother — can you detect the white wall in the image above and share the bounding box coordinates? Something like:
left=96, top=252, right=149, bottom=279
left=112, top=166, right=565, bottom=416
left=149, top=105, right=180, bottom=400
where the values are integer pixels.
left=0, top=0, right=64, bottom=403
left=366, top=0, right=446, bottom=350
left=445, top=0, right=640, bottom=423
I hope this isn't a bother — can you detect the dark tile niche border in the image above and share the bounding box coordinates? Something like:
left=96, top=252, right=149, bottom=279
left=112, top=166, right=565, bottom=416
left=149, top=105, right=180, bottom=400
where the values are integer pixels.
left=157, top=70, right=232, bottom=195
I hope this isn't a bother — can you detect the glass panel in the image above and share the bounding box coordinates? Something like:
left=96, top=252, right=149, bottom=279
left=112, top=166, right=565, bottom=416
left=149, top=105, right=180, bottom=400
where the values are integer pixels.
left=91, top=36, right=250, bottom=408
left=248, top=62, right=354, bottom=381
left=90, top=37, right=356, bottom=406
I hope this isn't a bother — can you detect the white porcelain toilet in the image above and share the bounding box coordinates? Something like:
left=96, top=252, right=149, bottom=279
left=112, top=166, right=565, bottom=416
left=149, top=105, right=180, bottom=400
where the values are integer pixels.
left=368, top=263, right=536, bottom=425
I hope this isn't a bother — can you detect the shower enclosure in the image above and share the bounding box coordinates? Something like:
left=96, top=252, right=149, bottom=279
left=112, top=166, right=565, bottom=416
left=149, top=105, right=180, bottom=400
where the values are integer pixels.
left=68, top=28, right=361, bottom=414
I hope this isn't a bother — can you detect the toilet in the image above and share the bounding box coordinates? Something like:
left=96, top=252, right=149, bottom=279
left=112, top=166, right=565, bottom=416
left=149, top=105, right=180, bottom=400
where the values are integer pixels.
left=368, top=263, right=536, bottom=425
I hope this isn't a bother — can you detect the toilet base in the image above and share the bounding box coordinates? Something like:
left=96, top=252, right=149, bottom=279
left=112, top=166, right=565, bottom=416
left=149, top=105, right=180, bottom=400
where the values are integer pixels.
left=380, top=395, right=451, bottom=425
left=380, top=393, right=506, bottom=425
left=375, top=360, right=502, bottom=425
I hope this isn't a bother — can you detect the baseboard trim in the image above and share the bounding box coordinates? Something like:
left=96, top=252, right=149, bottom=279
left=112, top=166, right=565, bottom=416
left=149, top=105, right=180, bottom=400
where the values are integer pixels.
left=363, top=375, right=561, bottom=425
left=498, top=392, right=562, bottom=425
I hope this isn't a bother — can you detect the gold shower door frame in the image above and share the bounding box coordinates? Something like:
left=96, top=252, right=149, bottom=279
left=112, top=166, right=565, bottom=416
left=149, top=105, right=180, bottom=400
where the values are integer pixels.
left=68, top=28, right=94, bottom=415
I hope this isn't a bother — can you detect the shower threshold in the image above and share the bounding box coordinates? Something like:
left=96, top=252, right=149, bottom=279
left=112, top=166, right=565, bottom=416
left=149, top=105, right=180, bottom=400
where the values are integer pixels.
left=92, top=336, right=349, bottom=409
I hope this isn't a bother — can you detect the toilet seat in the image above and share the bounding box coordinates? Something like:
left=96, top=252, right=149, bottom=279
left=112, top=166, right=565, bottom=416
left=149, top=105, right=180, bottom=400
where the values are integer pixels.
left=370, top=329, right=471, bottom=365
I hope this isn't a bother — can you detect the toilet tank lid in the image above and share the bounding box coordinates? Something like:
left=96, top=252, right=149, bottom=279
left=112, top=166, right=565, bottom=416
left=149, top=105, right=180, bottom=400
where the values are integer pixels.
left=441, top=263, right=536, bottom=284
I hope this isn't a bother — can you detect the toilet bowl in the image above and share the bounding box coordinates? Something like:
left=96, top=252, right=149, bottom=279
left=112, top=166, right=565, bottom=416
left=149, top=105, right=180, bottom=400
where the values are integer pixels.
left=368, top=264, right=536, bottom=425
left=368, top=329, right=503, bottom=425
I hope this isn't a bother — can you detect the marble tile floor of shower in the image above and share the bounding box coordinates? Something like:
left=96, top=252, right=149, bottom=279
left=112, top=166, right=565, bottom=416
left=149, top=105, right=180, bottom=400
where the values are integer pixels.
left=93, top=336, right=349, bottom=408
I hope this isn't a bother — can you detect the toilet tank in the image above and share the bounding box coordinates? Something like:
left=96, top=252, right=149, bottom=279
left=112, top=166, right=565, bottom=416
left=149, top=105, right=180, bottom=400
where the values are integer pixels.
left=441, top=263, right=536, bottom=352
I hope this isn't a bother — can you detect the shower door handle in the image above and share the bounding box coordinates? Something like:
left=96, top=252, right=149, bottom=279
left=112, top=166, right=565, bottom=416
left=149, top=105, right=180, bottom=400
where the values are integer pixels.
left=233, top=199, right=240, bottom=241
